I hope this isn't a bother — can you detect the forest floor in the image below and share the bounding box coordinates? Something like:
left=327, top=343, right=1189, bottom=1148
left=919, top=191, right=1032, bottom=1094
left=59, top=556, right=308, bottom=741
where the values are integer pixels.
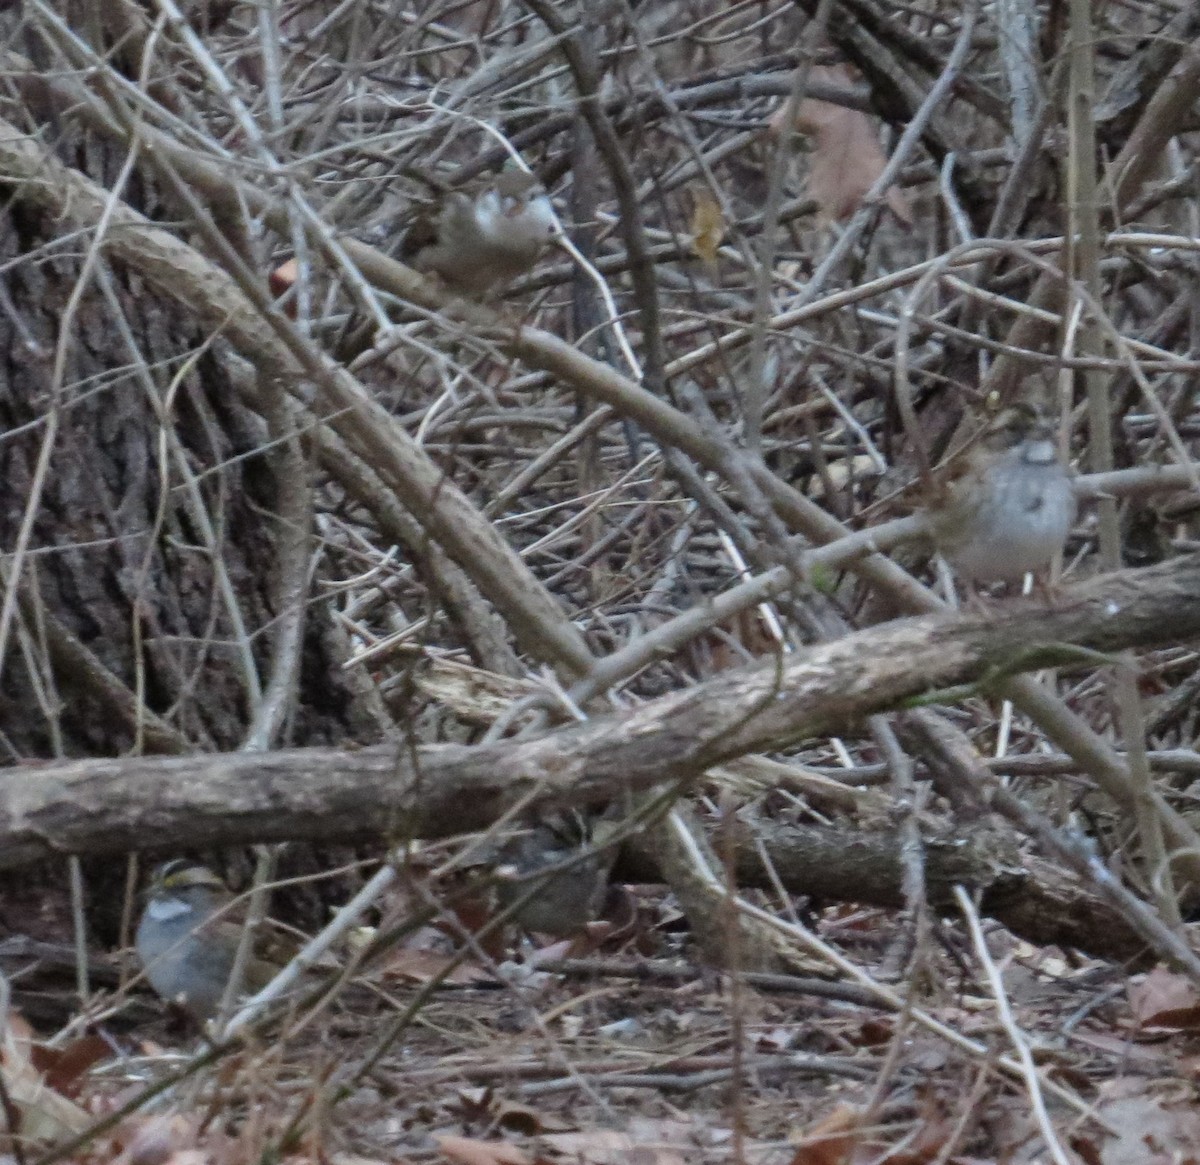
left=9, top=888, right=1200, bottom=1165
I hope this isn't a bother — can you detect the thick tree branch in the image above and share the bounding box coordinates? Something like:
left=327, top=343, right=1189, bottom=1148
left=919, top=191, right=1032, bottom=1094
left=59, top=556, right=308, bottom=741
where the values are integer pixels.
left=617, top=821, right=1153, bottom=965
left=0, top=556, right=1196, bottom=869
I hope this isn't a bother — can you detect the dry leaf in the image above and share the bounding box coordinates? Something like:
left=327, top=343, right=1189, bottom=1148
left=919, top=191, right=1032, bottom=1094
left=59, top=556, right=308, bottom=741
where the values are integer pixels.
left=112, top=1114, right=199, bottom=1165
left=413, top=659, right=538, bottom=725
left=789, top=1103, right=864, bottom=1165
left=268, top=257, right=298, bottom=298
left=543, top=1126, right=688, bottom=1165
left=1070, top=1133, right=1105, bottom=1165
left=775, top=64, right=913, bottom=227
left=1068, top=1028, right=1172, bottom=1067
left=435, top=1135, right=530, bottom=1165
left=882, top=1092, right=954, bottom=1165
left=1129, top=965, right=1200, bottom=1031
left=689, top=189, right=726, bottom=264
left=494, top=1097, right=573, bottom=1135
left=1093, top=1083, right=1200, bottom=1165
left=330, top=1156, right=409, bottom=1165
left=543, top=1116, right=724, bottom=1165
left=0, top=1013, right=91, bottom=1147
left=379, top=948, right=494, bottom=986
left=29, top=1033, right=112, bottom=1098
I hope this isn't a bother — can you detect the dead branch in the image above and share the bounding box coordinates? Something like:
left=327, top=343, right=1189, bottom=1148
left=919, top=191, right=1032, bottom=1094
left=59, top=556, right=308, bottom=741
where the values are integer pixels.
left=0, top=555, right=1195, bottom=868
left=615, top=820, right=1152, bottom=966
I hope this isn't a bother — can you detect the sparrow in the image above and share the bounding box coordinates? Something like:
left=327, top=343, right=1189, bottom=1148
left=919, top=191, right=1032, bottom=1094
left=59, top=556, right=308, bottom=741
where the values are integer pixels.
left=399, top=169, right=557, bottom=296
left=926, top=403, right=1077, bottom=586
left=494, top=813, right=617, bottom=938
left=134, top=860, right=285, bottom=1023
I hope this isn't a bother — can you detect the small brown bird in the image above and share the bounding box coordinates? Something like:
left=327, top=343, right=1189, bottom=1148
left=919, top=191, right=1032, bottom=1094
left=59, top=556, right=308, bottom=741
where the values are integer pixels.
left=134, top=860, right=284, bottom=1023
left=926, top=403, right=1076, bottom=585
left=494, top=814, right=616, bottom=938
left=400, top=170, right=557, bottom=296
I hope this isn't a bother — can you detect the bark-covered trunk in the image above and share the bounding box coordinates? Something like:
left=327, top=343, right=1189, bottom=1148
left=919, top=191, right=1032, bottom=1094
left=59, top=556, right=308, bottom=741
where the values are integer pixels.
left=0, top=14, right=395, bottom=940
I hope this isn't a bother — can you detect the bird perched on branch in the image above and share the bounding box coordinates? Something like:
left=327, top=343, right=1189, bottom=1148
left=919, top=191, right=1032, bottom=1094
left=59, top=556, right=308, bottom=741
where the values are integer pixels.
left=926, top=403, right=1076, bottom=587
left=400, top=169, right=558, bottom=296
left=135, top=860, right=285, bottom=1023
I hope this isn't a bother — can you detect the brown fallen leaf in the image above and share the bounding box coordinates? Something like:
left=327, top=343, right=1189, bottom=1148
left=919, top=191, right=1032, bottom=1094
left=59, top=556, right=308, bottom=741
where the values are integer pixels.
left=788, top=1103, right=865, bottom=1165
left=689, top=188, right=726, bottom=265
left=29, top=1032, right=112, bottom=1098
left=268, top=256, right=299, bottom=317
left=0, top=1011, right=91, bottom=1148
left=773, top=63, right=913, bottom=227
left=1129, top=965, right=1200, bottom=1031
left=1070, top=1132, right=1105, bottom=1165
left=494, top=1097, right=572, bottom=1136
left=435, top=1135, right=531, bottom=1165
left=379, top=947, right=495, bottom=986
